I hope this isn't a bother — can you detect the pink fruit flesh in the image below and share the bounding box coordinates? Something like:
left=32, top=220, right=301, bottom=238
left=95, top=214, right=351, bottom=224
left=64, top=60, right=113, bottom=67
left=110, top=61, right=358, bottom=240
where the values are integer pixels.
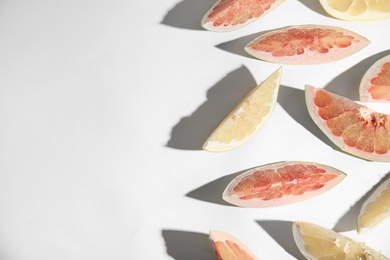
left=245, top=25, right=370, bottom=64
left=209, top=230, right=257, bottom=260
left=223, top=161, right=345, bottom=207
left=306, top=85, right=390, bottom=161
left=201, top=0, right=285, bottom=32
left=367, top=62, right=390, bottom=100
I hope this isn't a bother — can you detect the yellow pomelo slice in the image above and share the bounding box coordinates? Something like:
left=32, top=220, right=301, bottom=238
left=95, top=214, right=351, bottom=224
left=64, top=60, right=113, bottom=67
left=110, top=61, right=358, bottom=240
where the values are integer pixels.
left=293, top=221, right=389, bottom=259
left=319, top=0, right=390, bottom=21
left=202, top=67, right=282, bottom=152
left=357, top=176, right=390, bottom=233
left=209, top=230, right=257, bottom=260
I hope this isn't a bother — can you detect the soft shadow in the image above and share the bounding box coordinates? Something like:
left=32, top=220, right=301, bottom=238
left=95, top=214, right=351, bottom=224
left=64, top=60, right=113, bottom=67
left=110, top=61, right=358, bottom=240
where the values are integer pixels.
left=215, top=28, right=279, bottom=60
left=257, top=220, right=304, bottom=259
left=161, top=0, right=215, bottom=30
left=324, top=50, right=390, bottom=100
left=333, top=172, right=390, bottom=232
left=186, top=168, right=249, bottom=206
left=278, top=85, right=341, bottom=152
left=167, top=65, right=257, bottom=150
left=297, top=0, right=331, bottom=17
left=162, top=230, right=215, bottom=260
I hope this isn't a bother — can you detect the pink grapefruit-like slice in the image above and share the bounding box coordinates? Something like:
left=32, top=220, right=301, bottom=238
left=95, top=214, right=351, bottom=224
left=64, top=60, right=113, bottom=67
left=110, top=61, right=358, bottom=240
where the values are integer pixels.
left=360, top=54, right=390, bottom=102
left=245, top=24, right=370, bottom=65
left=201, top=0, right=285, bottom=32
left=305, top=85, right=390, bottom=162
left=209, top=230, right=257, bottom=260
left=223, top=161, right=346, bottom=208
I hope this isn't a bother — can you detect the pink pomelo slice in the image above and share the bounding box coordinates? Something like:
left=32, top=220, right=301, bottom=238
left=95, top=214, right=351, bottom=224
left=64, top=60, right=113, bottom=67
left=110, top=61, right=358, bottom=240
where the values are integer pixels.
left=223, top=161, right=346, bottom=208
left=360, top=54, right=390, bottom=102
left=305, top=85, right=390, bottom=162
left=201, top=0, right=286, bottom=32
left=209, top=230, right=258, bottom=260
left=245, top=24, right=370, bottom=65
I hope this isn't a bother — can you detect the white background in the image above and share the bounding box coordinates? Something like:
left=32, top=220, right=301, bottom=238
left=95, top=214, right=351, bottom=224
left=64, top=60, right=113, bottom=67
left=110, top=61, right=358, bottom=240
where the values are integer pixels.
left=0, top=0, right=389, bottom=259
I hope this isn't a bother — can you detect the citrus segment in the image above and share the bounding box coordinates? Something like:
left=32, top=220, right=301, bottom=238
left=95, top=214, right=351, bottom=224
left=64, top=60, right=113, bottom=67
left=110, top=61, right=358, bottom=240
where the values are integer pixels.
left=202, top=67, right=282, bottom=152
left=201, top=0, right=285, bottom=32
left=305, top=85, right=390, bottom=162
left=223, top=161, right=346, bottom=208
left=319, top=0, right=390, bottom=21
left=360, top=54, right=390, bottom=102
left=293, top=221, right=389, bottom=259
left=357, top=176, right=390, bottom=233
left=245, top=24, right=370, bottom=65
left=209, top=230, right=258, bottom=260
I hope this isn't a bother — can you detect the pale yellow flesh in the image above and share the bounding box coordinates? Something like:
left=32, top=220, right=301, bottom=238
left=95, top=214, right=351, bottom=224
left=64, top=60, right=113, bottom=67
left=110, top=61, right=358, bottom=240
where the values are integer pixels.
left=320, top=0, right=390, bottom=20
left=357, top=178, right=390, bottom=233
left=293, top=221, right=389, bottom=259
left=203, top=67, right=282, bottom=152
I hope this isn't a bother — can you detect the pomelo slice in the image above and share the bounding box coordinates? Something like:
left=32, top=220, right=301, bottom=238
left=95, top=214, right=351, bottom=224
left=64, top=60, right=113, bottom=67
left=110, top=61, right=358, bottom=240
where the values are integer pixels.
left=223, top=161, right=346, bottom=208
left=319, top=0, right=390, bottom=21
left=245, top=24, right=370, bottom=65
left=360, top=54, right=390, bottom=102
left=305, top=85, right=390, bottom=162
left=201, top=0, right=285, bottom=32
left=209, top=230, right=257, bottom=260
left=202, top=67, right=282, bottom=152
left=293, top=221, right=389, bottom=259
left=357, top=176, right=390, bottom=234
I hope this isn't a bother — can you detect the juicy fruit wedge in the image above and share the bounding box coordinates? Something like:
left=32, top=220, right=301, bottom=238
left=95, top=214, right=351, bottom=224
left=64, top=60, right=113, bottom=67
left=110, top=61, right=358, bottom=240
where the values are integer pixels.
left=293, top=221, right=389, bottom=259
left=209, top=230, right=257, bottom=260
left=245, top=24, right=370, bottom=65
left=319, top=0, right=390, bottom=21
left=201, top=0, right=285, bottom=32
left=305, top=85, right=390, bottom=162
left=357, top=176, right=390, bottom=234
left=223, top=161, right=346, bottom=208
left=360, top=54, right=390, bottom=102
left=202, top=67, right=282, bottom=152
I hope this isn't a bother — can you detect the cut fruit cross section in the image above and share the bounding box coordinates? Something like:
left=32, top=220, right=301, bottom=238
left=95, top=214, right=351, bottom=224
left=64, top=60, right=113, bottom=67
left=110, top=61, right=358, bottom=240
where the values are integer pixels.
left=201, top=0, right=285, bottom=32
left=203, top=67, right=282, bottom=152
left=209, top=230, right=257, bottom=260
left=360, top=54, right=390, bottom=102
left=319, top=0, right=390, bottom=21
left=357, top=176, right=390, bottom=233
left=293, top=221, right=389, bottom=259
left=223, top=161, right=346, bottom=208
left=305, top=85, right=390, bottom=162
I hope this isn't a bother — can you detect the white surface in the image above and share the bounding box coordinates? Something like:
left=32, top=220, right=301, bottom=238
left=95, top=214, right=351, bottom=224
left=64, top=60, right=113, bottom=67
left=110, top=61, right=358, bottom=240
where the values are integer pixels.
left=0, top=0, right=390, bottom=259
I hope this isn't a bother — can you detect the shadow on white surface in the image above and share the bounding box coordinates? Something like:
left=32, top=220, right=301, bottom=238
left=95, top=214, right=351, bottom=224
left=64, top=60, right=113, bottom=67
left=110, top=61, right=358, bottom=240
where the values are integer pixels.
left=297, top=0, right=331, bottom=18
left=333, top=172, right=390, bottom=232
left=161, top=0, right=215, bottom=30
left=167, top=66, right=257, bottom=150
left=186, top=169, right=249, bottom=206
left=324, top=50, right=390, bottom=100
left=257, top=220, right=305, bottom=259
left=215, top=31, right=268, bottom=59
left=162, top=230, right=215, bottom=260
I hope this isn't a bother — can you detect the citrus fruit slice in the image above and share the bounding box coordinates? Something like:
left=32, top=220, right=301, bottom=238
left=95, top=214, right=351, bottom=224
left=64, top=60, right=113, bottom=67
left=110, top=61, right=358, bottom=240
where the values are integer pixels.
left=360, top=54, right=390, bottom=102
left=202, top=67, right=282, bottom=152
left=209, top=230, right=257, bottom=260
left=319, top=0, right=390, bottom=21
left=223, top=161, right=346, bottom=208
left=293, top=221, right=389, bottom=259
left=357, top=176, right=390, bottom=234
left=201, top=0, right=285, bottom=32
left=245, top=24, right=370, bottom=65
left=305, top=85, right=390, bottom=162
